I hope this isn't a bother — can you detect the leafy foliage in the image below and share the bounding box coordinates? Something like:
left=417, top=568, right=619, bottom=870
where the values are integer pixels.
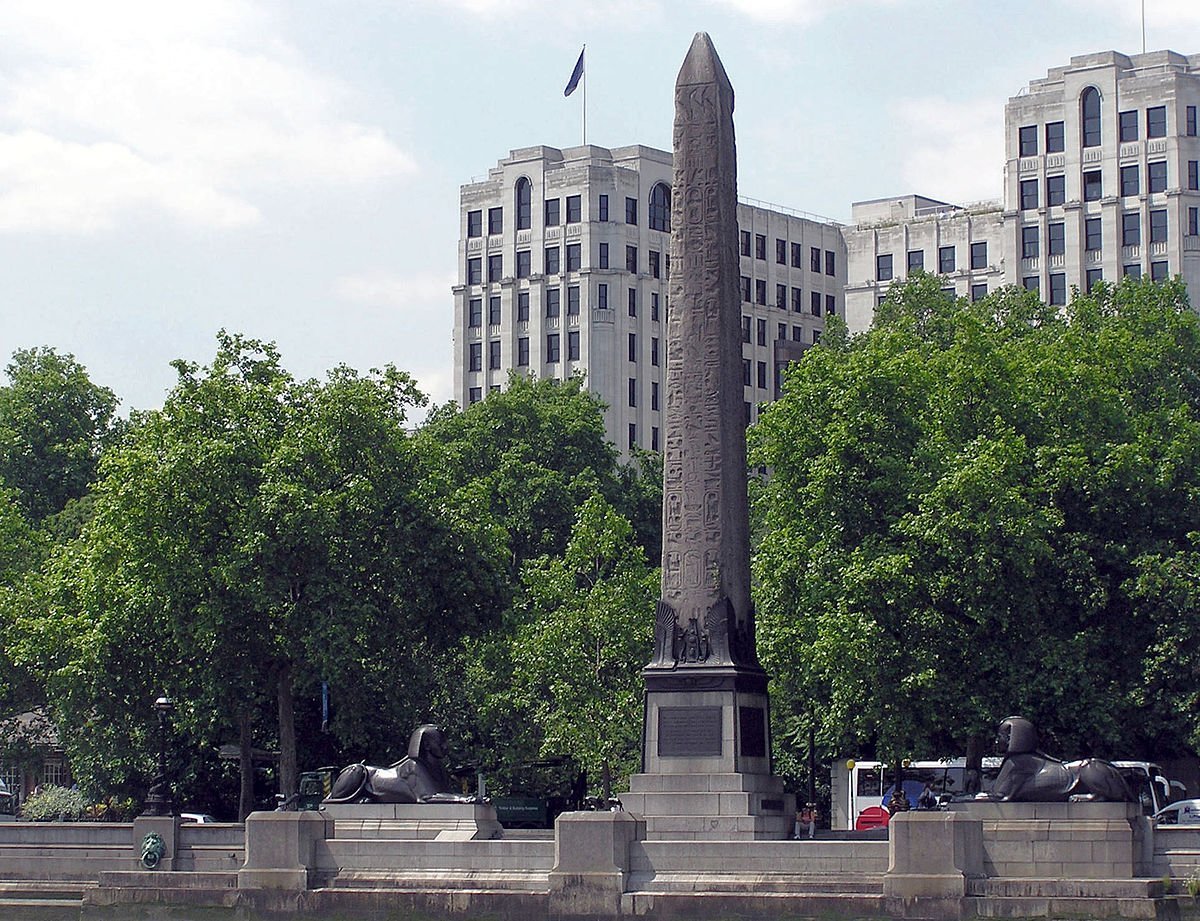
left=21, top=785, right=87, bottom=822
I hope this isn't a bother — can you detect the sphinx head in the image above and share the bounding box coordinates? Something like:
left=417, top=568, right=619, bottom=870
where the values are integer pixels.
left=997, top=716, right=1038, bottom=755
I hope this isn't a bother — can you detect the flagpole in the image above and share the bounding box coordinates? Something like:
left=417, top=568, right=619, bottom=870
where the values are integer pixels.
left=582, top=45, right=587, bottom=146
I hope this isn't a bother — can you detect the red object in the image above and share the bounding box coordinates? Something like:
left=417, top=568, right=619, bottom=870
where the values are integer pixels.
left=855, top=806, right=891, bottom=830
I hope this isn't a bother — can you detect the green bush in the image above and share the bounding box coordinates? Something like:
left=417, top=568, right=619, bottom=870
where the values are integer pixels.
left=20, top=785, right=88, bottom=821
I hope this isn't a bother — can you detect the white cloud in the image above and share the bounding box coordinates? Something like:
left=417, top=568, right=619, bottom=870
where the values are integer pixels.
left=1064, top=0, right=1200, bottom=29
left=894, top=97, right=1004, bottom=206
left=702, top=0, right=901, bottom=24
left=333, top=271, right=456, bottom=310
left=0, top=0, right=416, bottom=234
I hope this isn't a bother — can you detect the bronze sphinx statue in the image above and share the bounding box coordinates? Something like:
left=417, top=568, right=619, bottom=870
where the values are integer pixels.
left=323, top=724, right=475, bottom=805
left=987, top=716, right=1131, bottom=803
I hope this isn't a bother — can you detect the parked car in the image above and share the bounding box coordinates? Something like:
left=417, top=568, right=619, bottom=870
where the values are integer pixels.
left=1153, top=799, right=1200, bottom=826
left=179, top=812, right=218, bottom=824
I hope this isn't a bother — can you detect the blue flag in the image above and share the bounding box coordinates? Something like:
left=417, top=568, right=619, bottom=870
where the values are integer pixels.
left=564, top=48, right=585, bottom=97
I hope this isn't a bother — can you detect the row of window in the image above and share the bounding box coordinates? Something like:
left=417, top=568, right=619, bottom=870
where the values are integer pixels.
left=468, top=331, right=582, bottom=372
left=740, top=280, right=837, bottom=316
left=466, top=242, right=672, bottom=284
left=1020, top=99, right=1199, bottom=157
left=740, top=320, right=823, bottom=351
left=468, top=184, right=673, bottom=238
left=1020, top=209, right=1173, bottom=258
left=1018, top=160, right=1199, bottom=211
left=467, top=286, right=668, bottom=329
left=1021, top=260, right=1171, bottom=302
left=739, top=232, right=838, bottom=276
left=877, top=242, right=988, bottom=281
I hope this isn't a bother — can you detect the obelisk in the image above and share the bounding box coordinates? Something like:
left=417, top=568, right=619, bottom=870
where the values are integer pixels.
left=621, top=32, right=792, bottom=840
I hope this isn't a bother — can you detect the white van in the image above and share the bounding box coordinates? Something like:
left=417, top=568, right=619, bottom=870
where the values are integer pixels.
left=1154, top=799, right=1200, bottom=825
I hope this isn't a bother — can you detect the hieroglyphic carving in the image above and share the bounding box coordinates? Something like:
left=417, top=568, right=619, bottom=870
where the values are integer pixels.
left=649, top=32, right=760, bottom=673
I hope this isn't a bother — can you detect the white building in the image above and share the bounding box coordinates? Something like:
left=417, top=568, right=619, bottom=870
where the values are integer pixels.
left=845, top=50, right=1200, bottom=331
left=454, top=144, right=844, bottom=453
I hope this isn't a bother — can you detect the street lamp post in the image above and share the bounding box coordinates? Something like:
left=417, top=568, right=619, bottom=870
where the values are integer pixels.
left=141, top=696, right=176, bottom=817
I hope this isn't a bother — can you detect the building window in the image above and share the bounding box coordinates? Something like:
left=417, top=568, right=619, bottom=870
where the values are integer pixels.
left=776, top=284, right=787, bottom=309
left=651, top=381, right=659, bottom=411
left=907, top=249, right=924, bottom=271
left=938, top=245, right=955, bottom=273
left=1151, top=260, right=1169, bottom=281
left=467, top=257, right=482, bottom=285
left=1148, top=161, right=1167, bottom=194
left=597, top=283, right=608, bottom=309
left=518, top=292, right=529, bottom=321
left=1150, top=208, right=1168, bottom=243
left=488, top=207, right=503, bottom=235
left=756, top=318, right=767, bottom=346
left=515, top=178, right=531, bottom=230
left=971, top=283, right=987, bottom=302
left=598, top=194, right=608, bottom=221
left=488, top=254, right=502, bottom=282
left=545, top=198, right=560, bottom=226
left=488, top=295, right=501, bottom=326
left=777, top=322, right=786, bottom=340
left=566, top=243, right=581, bottom=272
left=517, top=337, right=529, bottom=366
left=567, top=194, right=582, bottom=223
left=516, top=250, right=531, bottom=279
left=775, top=238, right=786, bottom=264
left=1083, top=169, right=1102, bottom=202
left=755, top=234, right=766, bottom=260
left=1081, top=87, right=1102, bottom=148
left=1189, top=207, right=1199, bottom=237
left=567, top=285, right=580, bottom=315
left=739, top=229, right=751, bottom=256
left=1046, top=121, right=1065, bottom=153
left=791, top=287, right=802, bottom=312
left=651, top=337, right=659, bottom=366
left=568, top=330, right=580, bottom=360
left=741, top=275, right=751, bottom=302
left=1119, top=110, right=1138, bottom=143
left=546, top=288, right=560, bottom=317
left=468, top=342, right=482, bottom=372
left=649, top=250, right=661, bottom=278
left=545, top=246, right=560, bottom=275
left=628, top=332, right=637, bottom=361
left=1022, top=276, right=1039, bottom=293
left=649, top=183, right=671, bottom=232
left=469, top=386, right=482, bottom=404
left=1124, top=263, right=1142, bottom=279
left=489, top=339, right=501, bottom=370
left=756, top=360, right=767, bottom=390
left=468, top=297, right=482, bottom=328
left=1021, top=226, right=1039, bottom=259
left=1188, top=160, right=1198, bottom=190
left=625, top=196, right=638, bottom=225
left=1086, top=268, right=1103, bottom=292
left=1049, top=273, right=1066, bottom=306
left=651, top=426, right=659, bottom=451
left=1047, top=222, right=1065, bottom=256
left=1189, top=106, right=1198, bottom=137
left=628, top=378, right=637, bottom=407
left=1085, top=217, right=1102, bottom=252
left=651, top=293, right=660, bottom=321
left=599, top=242, right=609, bottom=268
left=1047, top=174, right=1065, bottom=206
left=741, top=315, right=751, bottom=343
left=628, top=423, right=637, bottom=450
left=969, top=241, right=987, bottom=269
left=791, top=242, right=802, bottom=268
left=1019, top=125, right=1038, bottom=156
left=755, top=279, right=767, bottom=305
left=1020, top=178, right=1038, bottom=210
left=826, top=294, right=836, bottom=316
left=811, top=291, right=821, bottom=315
left=810, top=246, right=821, bottom=273
left=876, top=253, right=893, bottom=280
left=626, top=245, right=638, bottom=273
left=1122, top=212, right=1140, bottom=246
left=1147, top=105, right=1167, bottom=139
left=825, top=250, right=835, bottom=276
left=547, top=333, right=560, bottom=363
left=1120, top=164, right=1139, bottom=197
left=628, top=288, right=637, bottom=316
left=467, top=210, right=482, bottom=238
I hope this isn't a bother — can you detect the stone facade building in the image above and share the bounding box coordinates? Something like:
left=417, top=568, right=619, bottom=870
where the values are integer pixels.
left=454, top=144, right=844, bottom=453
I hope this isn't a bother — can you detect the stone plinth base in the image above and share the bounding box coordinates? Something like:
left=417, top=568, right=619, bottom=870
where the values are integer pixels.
left=321, top=801, right=503, bottom=840
left=239, top=811, right=331, bottom=891
left=548, top=811, right=645, bottom=916
left=621, top=772, right=793, bottom=839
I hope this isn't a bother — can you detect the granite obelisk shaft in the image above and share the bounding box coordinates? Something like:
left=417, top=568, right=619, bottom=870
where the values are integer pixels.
left=650, top=32, right=761, bottom=676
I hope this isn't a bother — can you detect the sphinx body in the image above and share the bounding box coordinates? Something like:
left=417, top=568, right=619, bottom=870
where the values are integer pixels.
left=324, top=724, right=473, bottom=805
left=988, top=716, right=1131, bottom=803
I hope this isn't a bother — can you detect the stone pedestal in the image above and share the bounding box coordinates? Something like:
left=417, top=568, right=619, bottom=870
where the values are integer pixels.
left=884, top=811, right=983, bottom=913
left=132, top=814, right=179, bottom=871
left=548, top=811, right=644, bottom=916
left=239, top=811, right=331, bottom=890
left=321, top=801, right=503, bottom=840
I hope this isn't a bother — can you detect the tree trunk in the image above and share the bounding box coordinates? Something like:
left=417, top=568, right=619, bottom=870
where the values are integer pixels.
left=277, top=661, right=297, bottom=802
left=965, top=733, right=985, bottom=795
left=601, top=760, right=612, bottom=802
left=238, top=709, right=254, bottom=821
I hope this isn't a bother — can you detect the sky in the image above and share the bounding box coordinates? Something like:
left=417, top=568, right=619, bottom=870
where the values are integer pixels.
left=1, top=0, right=1198, bottom=419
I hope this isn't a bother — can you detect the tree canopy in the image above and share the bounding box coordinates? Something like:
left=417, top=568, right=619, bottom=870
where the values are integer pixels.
left=751, top=274, right=1200, bottom=763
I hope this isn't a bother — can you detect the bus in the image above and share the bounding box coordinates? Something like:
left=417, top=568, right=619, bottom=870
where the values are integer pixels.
left=831, top=758, right=1002, bottom=830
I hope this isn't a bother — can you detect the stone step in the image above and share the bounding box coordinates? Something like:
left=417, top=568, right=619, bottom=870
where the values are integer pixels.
left=627, top=871, right=885, bottom=895
left=970, top=894, right=1167, bottom=919
left=969, top=877, right=1166, bottom=899
left=327, top=869, right=550, bottom=892
left=97, top=870, right=238, bottom=889
left=0, top=880, right=88, bottom=899
left=621, top=889, right=888, bottom=916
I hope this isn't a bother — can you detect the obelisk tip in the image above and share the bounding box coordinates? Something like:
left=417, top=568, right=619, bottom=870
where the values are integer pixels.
left=677, top=31, right=732, bottom=93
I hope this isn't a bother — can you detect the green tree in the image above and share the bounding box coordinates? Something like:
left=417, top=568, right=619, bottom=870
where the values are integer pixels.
left=751, top=275, right=1200, bottom=767
left=0, top=348, right=118, bottom=522
left=509, top=495, right=656, bottom=797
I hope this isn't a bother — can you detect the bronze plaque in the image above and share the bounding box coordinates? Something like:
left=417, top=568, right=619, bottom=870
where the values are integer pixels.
left=739, top=706, right=766, bottom=758
left=658, top=706, right=722, bottom=757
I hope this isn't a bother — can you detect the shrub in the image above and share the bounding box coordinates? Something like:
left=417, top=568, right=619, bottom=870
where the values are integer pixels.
left=20, top=785, right=88, bottom=821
